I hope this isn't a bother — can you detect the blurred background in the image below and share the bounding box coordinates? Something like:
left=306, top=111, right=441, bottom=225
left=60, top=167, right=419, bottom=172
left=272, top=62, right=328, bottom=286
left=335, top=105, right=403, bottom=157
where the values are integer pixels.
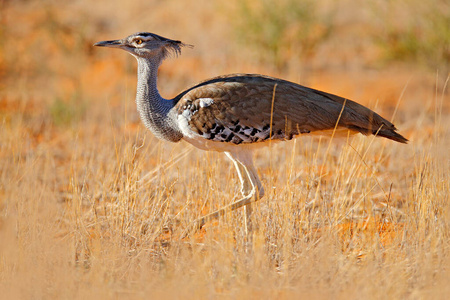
left=1, top=0, right=449, bottom=298
left=2, top=0, right=448, bottom=122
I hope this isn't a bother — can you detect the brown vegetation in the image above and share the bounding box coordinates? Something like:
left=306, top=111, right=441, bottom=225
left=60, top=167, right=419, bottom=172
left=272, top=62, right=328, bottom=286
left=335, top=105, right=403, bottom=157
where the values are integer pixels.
left=1, top=0, right=449, bottom=299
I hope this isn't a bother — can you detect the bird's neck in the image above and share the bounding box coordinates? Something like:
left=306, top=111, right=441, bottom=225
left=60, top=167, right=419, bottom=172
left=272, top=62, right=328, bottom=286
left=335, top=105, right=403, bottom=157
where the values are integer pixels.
left=135, top=57, right=183, bottom=142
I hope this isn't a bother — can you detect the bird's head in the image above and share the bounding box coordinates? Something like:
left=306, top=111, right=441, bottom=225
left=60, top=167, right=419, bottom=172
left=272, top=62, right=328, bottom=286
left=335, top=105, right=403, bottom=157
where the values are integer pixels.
left=94, top=32, right=192, bottom=60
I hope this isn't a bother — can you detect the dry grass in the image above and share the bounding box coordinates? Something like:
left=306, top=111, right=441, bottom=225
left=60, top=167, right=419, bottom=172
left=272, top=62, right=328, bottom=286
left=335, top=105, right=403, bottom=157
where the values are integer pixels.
left=1, top=0, right=449, bottom=299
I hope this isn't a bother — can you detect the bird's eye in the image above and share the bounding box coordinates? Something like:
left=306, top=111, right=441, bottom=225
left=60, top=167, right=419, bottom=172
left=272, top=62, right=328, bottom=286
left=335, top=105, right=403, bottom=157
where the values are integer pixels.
left=135, top=39, right=143, bottom=45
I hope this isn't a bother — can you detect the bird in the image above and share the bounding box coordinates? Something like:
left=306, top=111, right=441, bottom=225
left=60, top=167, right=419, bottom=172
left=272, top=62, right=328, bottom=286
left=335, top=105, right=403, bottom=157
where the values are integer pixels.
left=94, top=32, right=408, bottom=235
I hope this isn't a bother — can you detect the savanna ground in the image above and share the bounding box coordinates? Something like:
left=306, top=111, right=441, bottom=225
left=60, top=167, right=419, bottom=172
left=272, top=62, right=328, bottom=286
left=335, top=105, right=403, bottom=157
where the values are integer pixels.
left=1, top=0, right=449, bottom=299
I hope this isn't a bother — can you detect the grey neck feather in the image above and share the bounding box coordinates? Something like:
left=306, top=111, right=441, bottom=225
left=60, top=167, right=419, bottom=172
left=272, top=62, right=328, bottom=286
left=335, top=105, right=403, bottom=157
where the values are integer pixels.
left=135, top=56, right=183, bottom=142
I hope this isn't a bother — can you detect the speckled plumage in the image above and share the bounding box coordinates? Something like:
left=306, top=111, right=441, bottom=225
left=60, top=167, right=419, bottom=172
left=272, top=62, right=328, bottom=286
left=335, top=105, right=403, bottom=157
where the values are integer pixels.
left=135, top=57, right=183, bottom=142
left=173, top=74, right=407, bottom=149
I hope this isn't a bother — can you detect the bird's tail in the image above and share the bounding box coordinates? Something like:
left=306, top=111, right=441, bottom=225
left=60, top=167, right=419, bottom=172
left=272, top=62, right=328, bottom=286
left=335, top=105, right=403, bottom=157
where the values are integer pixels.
left=375, top=127, right=408, bottom=143
left=347, top=124, right=408, bottom=144
left=312, top=89, right=409, bottom=144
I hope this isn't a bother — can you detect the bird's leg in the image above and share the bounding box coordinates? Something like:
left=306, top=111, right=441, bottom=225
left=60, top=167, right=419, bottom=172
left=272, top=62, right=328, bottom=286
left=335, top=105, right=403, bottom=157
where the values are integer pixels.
left=225, top=150, right=265, bottom=201
left=226, top=152, right=255, bottom=235
left=183, top=150, right=264, bottom=240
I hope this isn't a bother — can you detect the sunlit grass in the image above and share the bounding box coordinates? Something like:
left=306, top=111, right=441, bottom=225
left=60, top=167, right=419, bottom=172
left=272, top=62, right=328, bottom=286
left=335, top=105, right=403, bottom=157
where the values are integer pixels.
left=1, top=0, right=449, bottom=299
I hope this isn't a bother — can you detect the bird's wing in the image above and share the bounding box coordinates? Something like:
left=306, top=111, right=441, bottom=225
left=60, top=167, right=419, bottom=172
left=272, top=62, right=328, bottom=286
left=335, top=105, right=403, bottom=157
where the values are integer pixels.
left=173, top=74, right=407, bottom=144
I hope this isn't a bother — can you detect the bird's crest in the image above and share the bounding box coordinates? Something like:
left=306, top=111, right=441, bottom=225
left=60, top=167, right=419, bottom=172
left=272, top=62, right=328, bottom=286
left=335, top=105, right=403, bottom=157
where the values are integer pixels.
left=162, top=39, right=193, bottom=59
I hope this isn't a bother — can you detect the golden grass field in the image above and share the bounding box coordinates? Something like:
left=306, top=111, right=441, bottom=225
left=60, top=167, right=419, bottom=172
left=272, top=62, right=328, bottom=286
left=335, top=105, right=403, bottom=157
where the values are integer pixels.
left=1, top=0, right=449, bottom=299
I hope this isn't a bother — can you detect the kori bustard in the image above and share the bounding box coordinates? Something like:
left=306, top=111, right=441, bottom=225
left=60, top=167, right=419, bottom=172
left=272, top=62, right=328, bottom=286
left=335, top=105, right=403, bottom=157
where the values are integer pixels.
left=94, top=32, right=407, bottom=234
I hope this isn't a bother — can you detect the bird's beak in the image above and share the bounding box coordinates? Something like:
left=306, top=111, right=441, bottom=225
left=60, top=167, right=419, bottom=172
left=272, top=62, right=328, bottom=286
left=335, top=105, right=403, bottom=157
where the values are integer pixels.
left=93, top=39, right=123, bottom=48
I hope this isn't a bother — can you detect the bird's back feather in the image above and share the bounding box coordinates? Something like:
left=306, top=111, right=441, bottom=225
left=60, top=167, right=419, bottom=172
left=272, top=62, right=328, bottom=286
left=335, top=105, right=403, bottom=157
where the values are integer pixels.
left=173, top=74, right=408, bottom=146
